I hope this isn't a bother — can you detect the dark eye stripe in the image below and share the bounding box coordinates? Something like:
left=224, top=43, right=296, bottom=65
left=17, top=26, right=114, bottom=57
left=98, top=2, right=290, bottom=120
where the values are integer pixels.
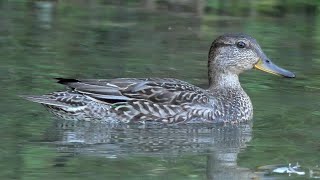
left=213, top=42, right=233, bottom=48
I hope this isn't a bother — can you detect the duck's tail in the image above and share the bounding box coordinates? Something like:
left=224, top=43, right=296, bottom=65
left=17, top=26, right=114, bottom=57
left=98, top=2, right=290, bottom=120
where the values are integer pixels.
left=20, top=94, right=72, bottom=108
left=20, top=92, right=111, bottom=121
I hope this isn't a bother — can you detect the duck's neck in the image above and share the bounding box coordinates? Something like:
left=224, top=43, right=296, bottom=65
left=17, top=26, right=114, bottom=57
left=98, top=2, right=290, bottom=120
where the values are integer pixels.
left=208, top=71, right=242, bottom=91
left=207, top=67, right=253, bottom=123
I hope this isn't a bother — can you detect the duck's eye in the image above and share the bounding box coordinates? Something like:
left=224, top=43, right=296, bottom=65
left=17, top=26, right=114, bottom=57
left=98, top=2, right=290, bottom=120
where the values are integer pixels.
left=236, top=41, right=246, bottom=48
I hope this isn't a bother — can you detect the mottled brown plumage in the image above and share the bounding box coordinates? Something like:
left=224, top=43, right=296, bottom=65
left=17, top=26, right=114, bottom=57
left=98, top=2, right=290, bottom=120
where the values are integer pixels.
left=22, top=33, right=295, bottom=124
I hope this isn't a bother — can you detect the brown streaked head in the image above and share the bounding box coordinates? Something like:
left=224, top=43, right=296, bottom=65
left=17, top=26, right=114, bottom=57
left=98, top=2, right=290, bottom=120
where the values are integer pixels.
left=208, top=33, right=295, bottom=78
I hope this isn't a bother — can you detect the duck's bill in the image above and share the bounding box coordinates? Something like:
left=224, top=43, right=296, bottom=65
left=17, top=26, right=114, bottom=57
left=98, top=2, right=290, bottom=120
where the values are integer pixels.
left=254, top=58, right=295, bottom=78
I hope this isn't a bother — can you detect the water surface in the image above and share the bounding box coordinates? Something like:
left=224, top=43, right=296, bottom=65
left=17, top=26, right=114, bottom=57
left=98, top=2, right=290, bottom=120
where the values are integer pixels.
left=1, top=1, right=320, bottom=179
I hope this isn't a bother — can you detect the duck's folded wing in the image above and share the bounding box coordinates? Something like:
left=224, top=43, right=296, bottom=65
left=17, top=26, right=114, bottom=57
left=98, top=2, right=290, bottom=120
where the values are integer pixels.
left=56, top=78, right=131, bottom=101
left=56, top=78, right=210, bottom=105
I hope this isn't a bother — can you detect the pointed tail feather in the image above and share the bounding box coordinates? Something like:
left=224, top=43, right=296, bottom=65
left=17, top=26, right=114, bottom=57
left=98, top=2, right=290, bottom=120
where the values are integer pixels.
left=19, top=95, right=71, bottom=108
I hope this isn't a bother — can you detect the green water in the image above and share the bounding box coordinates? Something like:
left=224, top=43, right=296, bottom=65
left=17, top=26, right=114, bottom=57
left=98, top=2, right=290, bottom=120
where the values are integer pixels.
left=1, top=1, right=320, bottom=179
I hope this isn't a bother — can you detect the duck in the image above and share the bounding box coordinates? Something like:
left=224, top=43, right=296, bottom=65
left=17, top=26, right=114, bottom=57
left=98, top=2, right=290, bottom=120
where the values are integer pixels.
left=23, top=33, right=295, bottom=124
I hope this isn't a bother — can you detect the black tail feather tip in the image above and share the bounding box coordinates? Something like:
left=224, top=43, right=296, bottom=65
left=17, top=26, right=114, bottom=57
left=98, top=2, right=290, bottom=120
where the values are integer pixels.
left=55, top=78, right=80, bottom=84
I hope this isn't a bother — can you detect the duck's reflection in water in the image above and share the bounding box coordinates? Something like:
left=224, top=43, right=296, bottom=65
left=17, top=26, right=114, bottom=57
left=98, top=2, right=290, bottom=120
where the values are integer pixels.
left=44, top=120, right=257, bottom=179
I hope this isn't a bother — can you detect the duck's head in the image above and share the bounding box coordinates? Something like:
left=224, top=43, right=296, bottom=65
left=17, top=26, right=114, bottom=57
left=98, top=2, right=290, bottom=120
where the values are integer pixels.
left=208, top=33, right=295, bottom=82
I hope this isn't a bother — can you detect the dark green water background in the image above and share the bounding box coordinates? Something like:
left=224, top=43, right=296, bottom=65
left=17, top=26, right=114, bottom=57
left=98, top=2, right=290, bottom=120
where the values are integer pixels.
left=1, top=1, right=320, bottom=179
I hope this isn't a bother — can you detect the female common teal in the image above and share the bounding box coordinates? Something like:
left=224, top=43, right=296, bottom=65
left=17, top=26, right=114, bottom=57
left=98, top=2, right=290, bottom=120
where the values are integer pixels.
left=23, top=33, right=295, bottom=124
